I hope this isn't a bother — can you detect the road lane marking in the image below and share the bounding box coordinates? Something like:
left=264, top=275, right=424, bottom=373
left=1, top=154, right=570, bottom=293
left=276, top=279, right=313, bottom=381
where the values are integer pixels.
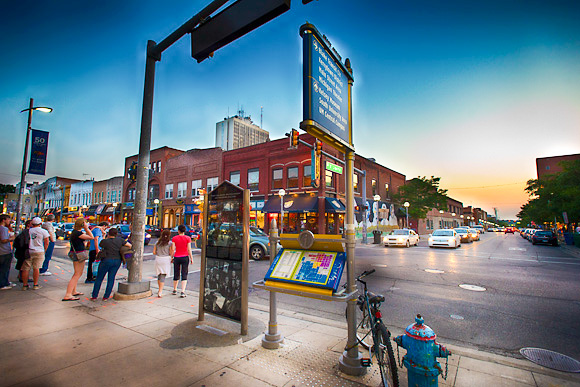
left=459, top=284, right=486, bottom=291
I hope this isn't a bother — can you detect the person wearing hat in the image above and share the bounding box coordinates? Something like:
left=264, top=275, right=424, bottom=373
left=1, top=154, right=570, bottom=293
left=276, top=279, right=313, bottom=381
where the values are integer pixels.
left=22, top=217, right=50, bottom=290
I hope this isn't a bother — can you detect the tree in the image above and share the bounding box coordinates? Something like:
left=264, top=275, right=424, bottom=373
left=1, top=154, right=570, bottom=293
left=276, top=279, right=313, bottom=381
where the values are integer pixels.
left=0, top=184, right=15, bottom=194
left=518, top=159, right=580, bottom=226
left=392, top=176, right=448, bottom=220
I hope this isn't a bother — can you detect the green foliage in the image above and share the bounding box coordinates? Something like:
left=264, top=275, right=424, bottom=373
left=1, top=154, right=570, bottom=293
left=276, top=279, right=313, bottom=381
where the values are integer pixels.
left=518, top=159, right=580, bottom=225
left=0, top=184, right=15, bottom=194
left=392, top=176, right=448, bottom=219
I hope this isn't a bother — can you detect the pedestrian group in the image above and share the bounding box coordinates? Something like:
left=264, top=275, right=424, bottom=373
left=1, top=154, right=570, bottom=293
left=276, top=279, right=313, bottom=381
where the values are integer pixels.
left=0, top=214, right=195, bottom=303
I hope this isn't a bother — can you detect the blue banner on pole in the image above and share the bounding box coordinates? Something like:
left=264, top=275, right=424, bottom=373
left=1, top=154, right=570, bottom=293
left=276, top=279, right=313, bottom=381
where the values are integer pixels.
left=28, top=129, right=49, bottom=175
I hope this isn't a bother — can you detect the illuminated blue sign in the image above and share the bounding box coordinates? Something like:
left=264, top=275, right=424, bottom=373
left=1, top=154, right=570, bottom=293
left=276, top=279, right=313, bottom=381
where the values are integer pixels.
left=302, top=24, right=352, bottom=147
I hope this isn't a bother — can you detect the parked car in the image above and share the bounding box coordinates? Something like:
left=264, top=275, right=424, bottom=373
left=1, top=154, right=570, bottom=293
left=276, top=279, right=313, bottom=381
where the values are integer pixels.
left=525, top=229, right=538, bottom=241
left=111, top=224, right=151, bottom=245
left=532, top=230, right=558, bottom=246
left=145, top=225, right=161, bottom=238
left=505, top=227, right=515, bottom=234
left=468, top=228, right=480, bottom=241
left=200, top=224, right=279, bottom=260
left=383, top=229, right=419, bottom=247
left=429, top=229, right=461, bottom=248
left=473, top=225, right=485, bottom=234
left=454, top=228, right=472, bottom=243
left=169, top=225, right=201, bottom=242
left=56, top=223, right=74, bottom=239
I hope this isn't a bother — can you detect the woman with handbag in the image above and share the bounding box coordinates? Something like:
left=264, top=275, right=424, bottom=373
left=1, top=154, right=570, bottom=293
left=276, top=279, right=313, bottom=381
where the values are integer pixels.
left=153, top=229, right=173, bottom=298
left=91, top=228, right=131, bottom=301
left=63, top=218, right=94, bottom=301
left=171, top=224, right=193, bottom=298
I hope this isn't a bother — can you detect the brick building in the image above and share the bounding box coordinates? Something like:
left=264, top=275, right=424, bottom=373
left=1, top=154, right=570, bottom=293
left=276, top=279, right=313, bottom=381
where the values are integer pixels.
left=223, top=133, right=406, bottom=234
left=162, top=147, right=223, bottom=228
left=123, top=146, right=184, bottom=224
left=536, top=153, right=580, bottom=179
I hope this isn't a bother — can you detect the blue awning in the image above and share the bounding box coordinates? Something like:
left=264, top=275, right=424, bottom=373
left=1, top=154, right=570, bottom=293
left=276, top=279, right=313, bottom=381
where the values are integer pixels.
left=261, top=194, right=319, bottom=213
left=325, top=198, right=346, bottom=213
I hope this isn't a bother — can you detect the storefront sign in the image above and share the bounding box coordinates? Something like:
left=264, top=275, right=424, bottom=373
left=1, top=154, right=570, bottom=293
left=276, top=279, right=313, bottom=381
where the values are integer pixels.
left=325, top=161, right=343, bottom=174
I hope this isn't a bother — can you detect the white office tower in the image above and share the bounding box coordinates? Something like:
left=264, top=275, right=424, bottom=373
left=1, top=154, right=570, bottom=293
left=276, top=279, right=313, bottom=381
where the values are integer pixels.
left=215, top=110, right=269, bottom=151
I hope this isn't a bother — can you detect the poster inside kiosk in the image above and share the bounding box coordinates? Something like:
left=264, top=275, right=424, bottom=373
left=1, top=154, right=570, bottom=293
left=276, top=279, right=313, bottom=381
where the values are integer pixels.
left=264, top=236, right=346, bottom=297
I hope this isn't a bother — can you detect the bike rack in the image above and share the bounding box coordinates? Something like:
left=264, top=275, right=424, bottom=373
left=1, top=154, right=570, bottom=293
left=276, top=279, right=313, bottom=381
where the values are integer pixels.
left=252, top=280, right=358, bottom=302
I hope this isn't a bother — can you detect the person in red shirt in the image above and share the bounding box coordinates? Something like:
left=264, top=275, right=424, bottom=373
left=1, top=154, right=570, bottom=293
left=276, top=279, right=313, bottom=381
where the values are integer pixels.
left=171, top=225, right=193, bottom=298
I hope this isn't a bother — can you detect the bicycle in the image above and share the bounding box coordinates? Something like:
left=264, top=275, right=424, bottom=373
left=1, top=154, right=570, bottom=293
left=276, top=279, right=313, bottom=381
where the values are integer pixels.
left=345, top=269, right=399, bottom=387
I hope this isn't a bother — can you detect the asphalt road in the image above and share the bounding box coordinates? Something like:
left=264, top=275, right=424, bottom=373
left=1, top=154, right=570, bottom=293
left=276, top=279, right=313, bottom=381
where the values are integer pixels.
left=52, top=231, right=580, bottom=360
left=246, top=231, right=580, bottom=360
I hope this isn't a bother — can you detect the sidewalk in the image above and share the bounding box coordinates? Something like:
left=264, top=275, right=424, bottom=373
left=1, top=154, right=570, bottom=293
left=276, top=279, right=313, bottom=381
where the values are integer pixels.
left=1, top=256, right=579, bottom=386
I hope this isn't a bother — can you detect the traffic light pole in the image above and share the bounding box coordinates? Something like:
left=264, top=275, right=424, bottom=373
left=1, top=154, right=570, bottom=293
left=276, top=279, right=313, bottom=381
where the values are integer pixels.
left=117, top=0, right=230, bottom=299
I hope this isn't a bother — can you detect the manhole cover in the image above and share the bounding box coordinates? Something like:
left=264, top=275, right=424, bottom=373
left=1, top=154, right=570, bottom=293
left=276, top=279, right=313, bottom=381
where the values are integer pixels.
left=425, top=269, right=445, bottom=274
left=459, top=284, right=486, bottom=291
left=450, top=314, right=464, bottom=320
left=520, top=348, right=580, bottom=372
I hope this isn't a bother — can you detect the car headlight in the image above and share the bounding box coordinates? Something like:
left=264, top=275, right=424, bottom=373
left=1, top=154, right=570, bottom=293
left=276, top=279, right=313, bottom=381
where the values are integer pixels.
left=383, top=236, right=388, bottom=242
left=398, top=237, right=404, bottom=242
left=428, top=238, right=433, bottom=242
left=146, top=234, right=151, bottom=238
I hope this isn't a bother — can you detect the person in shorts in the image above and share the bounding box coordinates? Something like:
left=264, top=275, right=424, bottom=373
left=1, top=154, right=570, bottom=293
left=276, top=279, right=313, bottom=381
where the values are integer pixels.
left=0, top=214, right=16, bottom=290
left=62, top=218, right=94, bottom=301
left=23, top=217, right=49, bottom=290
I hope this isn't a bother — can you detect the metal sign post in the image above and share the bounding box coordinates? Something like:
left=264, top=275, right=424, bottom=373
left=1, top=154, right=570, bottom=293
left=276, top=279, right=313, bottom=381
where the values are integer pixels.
left=299, top=23, right=364, bottom=376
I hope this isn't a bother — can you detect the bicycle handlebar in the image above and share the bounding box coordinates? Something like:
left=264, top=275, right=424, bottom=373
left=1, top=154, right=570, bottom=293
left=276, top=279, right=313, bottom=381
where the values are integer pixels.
left=357, top=269, right=375, bottom=282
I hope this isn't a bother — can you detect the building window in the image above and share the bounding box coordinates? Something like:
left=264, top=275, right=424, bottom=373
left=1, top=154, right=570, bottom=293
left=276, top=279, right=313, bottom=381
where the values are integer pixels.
left=371, top=179, right=377, bottom=196
left=207, top=177, right=219, bottom=192
left=230, top=171, right=240, bottom=186
left=354, top=174, right=359, bottom=192
left=288, top=167, right=299, bottom=188
left=385, top=183, right=389, bottom=197
left=177, top=182, right=187, bottom=198
left=303, top=165, right=311, bottom=187
left=191, top=180, right=202, bottom=197
left=272, top=168, right=283, bottom=189
left=157, top=161, right=161, bottom=173
left=325, top=170, right=334, bottom=189
left=149, top=184, right=159, bottom=200
left=248, top=168, right=259, bottom=191
left=165, top=184, right=173, bottom=199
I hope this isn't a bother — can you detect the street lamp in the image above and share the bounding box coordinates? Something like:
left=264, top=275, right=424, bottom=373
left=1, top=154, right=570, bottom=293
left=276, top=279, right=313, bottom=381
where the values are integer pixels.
left=403, top=201, right=410, bottom=229
left=278, top=189, right=286, bottom=233
left=15, top=98, right=53, bottom=231
left=153, top=198, right=160, bottom=228
left=439, top=209, right=445, bottom=229
left=112, top=202, right=118, bottom=224
left=451, top=212, right=456, bottom=227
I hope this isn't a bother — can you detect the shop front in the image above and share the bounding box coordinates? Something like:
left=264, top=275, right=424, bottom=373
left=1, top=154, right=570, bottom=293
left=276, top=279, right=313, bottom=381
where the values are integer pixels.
left=83, top=204, right=99, bottom=223
left=250, top=198, right=265, bottom=229
left=184, top=203, right=202, bottom=228
left=261, top=193, right=321, bottom=234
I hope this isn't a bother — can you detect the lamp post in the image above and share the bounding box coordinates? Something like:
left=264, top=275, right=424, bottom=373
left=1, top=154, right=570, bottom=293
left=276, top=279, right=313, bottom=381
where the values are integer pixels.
left=439, top=209, right=445, bottom=229
left=278, top=189, right=285, bottom=233
left=451, top=212, right=456, bottom=228
left=460, top=214, right=464, bottom=227
left=403, top=201, right=410, bottom=229
left=112, top=202, right=118, bottom=224
left=153, top=198, right=160, bottom=228
left=15, top=98, right=53, bottom=231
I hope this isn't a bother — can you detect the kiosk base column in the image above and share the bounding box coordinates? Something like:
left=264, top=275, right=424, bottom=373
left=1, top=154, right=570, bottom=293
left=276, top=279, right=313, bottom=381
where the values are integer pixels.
left=339, top=350, right=367, bottom=376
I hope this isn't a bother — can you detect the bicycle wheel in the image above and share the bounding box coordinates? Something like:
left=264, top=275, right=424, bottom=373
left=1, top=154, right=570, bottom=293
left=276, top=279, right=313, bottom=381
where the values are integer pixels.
left=375, top=323, right=399, bottom=387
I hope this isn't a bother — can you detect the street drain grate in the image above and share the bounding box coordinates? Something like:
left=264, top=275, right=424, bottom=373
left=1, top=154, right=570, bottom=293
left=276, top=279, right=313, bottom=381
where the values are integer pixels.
left=520, top=348, right=580, bottom=372
left=459, top=284, right=486, bottom=291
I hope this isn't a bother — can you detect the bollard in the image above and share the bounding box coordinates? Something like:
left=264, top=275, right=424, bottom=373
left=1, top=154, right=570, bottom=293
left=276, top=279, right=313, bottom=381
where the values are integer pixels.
left=393, top=314, right=451, bottom=387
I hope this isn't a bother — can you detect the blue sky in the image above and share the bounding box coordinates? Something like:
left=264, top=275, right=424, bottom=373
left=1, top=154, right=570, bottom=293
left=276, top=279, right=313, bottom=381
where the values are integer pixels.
left=1, top=0, right=579, bottom=218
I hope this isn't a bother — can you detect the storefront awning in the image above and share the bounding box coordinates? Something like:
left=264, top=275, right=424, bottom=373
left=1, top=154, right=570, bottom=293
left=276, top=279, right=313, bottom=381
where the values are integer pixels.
left=103, top=205, right=121, bottom=214
left=325, top=198, right=346, bottom=213
left=95, top=204, right=107, bottom=215
left=262, top=194, right=318, bottom=213
left=84, top=204, right=99, bottom=216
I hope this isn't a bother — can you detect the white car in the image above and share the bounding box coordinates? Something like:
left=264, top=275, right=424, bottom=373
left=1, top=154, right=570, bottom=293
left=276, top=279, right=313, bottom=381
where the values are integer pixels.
left=428, top=229, right=461, bottom=249
left=383, top=229, right=419, bottom=247
left=473, top=225, right=485, bottom=234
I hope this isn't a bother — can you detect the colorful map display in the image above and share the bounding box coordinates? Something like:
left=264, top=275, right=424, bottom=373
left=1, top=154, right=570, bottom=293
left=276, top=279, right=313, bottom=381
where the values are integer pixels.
left=265, top=249, right=346, bottom=291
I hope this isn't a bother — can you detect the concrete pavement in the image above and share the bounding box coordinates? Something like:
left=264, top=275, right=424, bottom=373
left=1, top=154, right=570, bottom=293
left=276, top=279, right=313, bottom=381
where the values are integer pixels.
left=1, top=255, right=579, bottom=387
